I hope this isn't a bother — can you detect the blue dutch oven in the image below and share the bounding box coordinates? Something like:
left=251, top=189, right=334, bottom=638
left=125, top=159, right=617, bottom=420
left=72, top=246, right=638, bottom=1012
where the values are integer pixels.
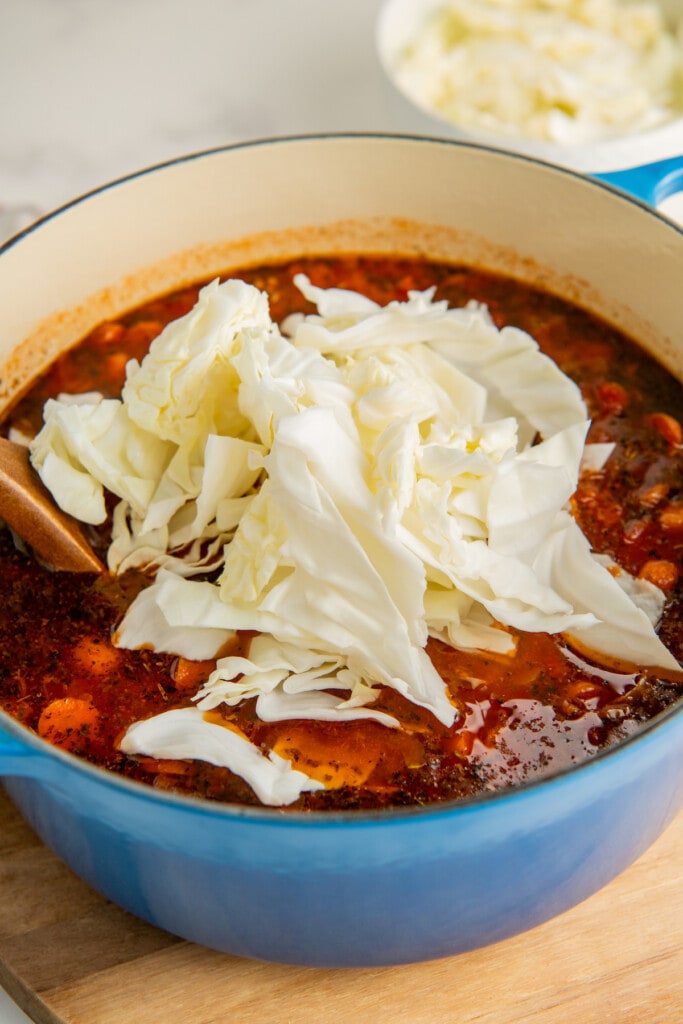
left=0, top=135, right=681, bottom=967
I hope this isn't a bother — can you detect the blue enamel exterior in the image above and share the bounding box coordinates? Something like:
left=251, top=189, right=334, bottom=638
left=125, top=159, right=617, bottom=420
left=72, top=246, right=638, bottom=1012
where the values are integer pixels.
left=1, top=702, right=682, bottom=966
left=0, top=139, right=682, bottom=966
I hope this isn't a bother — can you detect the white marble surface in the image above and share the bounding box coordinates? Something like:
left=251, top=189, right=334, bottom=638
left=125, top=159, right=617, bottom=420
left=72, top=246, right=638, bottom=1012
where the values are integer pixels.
left=0, top=0, right=420, bottom=220
left=1, top=2, right=683, bottom=1022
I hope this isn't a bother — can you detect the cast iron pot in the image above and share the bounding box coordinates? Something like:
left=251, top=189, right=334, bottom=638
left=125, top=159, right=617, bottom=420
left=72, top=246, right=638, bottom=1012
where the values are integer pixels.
left=0, top=135, right=681, bottom=967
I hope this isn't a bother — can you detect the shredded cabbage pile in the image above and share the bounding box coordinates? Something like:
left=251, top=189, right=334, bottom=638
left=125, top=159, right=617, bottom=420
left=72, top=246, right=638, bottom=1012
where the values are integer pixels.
left=30, top=275, right=680, bottom=804
left=392, top=0, right=683, bottom=144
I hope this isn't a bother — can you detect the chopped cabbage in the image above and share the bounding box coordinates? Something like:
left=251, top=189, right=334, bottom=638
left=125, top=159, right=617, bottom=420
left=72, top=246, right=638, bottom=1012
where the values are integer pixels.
left=119, top=708, right=324, bottom=806
left=194, top=634, right=400, bottom=728
left=31, top=273, right=681, bottom=805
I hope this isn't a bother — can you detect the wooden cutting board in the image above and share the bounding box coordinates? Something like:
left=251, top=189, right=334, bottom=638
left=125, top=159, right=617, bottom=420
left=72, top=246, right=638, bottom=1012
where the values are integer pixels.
left=0, top=785, right=681, bottom=1024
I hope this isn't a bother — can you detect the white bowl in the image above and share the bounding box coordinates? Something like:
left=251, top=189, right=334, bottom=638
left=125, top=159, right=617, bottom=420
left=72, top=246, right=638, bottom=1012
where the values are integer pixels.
left=377, top=0, right=683, bottom=172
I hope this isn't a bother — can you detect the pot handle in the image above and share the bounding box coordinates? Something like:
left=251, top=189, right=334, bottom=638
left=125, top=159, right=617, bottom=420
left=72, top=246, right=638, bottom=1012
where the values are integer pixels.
left=595, top=155, right=683, bottom=207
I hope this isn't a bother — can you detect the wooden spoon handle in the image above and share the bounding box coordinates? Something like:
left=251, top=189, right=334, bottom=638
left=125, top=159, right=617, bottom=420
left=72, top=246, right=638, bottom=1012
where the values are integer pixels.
left=0, top=437, right=104, bottom=573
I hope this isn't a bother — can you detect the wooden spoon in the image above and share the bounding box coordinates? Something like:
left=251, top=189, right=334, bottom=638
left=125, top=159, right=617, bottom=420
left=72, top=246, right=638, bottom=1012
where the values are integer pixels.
left=0, top=437, right=104, bottom=572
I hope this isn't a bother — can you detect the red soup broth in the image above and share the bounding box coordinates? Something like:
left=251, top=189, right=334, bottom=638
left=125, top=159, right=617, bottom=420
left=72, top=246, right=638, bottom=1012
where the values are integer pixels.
left=1, top=255, right=681, bottom=810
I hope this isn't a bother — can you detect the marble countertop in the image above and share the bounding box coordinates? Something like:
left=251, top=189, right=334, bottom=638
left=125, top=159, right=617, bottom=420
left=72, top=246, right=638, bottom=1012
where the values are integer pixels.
left=0, top=2, right=682, bottom=1021
left=0, top=0, right=422, bottom=224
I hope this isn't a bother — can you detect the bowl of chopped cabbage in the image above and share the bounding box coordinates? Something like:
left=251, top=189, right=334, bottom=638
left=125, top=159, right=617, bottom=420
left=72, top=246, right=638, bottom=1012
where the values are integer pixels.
left=0, top=134, right=681, bottom=967
left=377, top=0, right=683, bottom=171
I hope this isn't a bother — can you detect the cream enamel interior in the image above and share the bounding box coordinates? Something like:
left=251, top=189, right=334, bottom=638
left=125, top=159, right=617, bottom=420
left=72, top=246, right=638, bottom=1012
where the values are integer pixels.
left=0, top=137, right=682, bottom=417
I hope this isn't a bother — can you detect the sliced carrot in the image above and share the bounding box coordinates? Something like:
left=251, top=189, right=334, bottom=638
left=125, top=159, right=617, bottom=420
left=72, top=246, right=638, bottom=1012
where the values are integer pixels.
left=647, top=412, right=682, bottom=447
left=38, top=697, right=100, bottom=751
left=660, top=503, right=683, bottom=531
left=70, top=635, right=122, bottom=677
left=172, top=657, right=216, bottom=691
left=638, top=559, right=679, bottom=590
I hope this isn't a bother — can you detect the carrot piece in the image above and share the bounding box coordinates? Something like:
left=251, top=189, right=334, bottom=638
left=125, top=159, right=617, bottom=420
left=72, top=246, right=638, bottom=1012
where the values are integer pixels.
left=638, top=559, right=679, bottom=590
left=660, top=503, right=683, bottom=531
left=70, top=635, right=122, bottom=677
left=647, top=413, right=682, bottom=447
left=172, top=657, right=216, bottom=691
left=38, top=697, right=100, bottom=751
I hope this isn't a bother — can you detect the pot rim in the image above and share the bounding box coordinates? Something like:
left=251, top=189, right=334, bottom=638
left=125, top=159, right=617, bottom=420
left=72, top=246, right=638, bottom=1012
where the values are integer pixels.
left=0, top=131, right=681, bottom=827
left=3, top=132, right=683, bottom=257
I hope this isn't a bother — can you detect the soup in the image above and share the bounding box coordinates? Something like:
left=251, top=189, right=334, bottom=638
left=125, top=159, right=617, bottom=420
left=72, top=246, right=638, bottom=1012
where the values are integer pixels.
left=1, top=255, right=681, bottom=809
